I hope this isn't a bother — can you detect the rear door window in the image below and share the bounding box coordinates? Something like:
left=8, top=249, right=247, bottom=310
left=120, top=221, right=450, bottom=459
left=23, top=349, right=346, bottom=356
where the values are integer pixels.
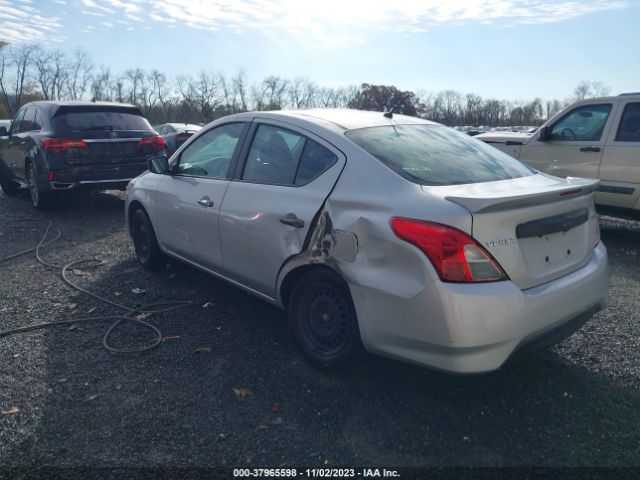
left=243, top=125, right=304, bottom=185
left=615, top=103, right=640, bottom=142
left=52, top=107, right=152, bottom=132
left=346, top=124, right=534, bottom=186
left=549, top=104, right=612, bottom=141
left=242, top=124, right=337, bottom=186
left=19, top=108, right=36, bottom=132
left=33, top=111, right=43, bottom=131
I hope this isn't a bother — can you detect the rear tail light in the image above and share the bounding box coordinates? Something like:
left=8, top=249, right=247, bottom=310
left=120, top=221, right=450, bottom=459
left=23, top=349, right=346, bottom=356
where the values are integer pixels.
left=47, top=170, right=55, bottom=181
left=41, top=138, right=87, bottom=153
left=138, top=135, right=165, bottom=150
left=175, top=133, right=191, bottom=142
left=390, top=218, right=508, bottom=283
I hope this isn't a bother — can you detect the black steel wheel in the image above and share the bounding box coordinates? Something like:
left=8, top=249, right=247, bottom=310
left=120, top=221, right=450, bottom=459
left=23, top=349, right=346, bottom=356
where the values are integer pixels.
left=288, top=269, right=362, bottom=369
left=132, top=208, right=164, bottom=269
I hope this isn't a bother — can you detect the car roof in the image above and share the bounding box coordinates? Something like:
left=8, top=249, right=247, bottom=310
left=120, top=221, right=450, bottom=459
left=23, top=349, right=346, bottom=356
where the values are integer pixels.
left=24, top=100, right=140, bottom=115
left=231, top=109, right=439, bottom=131
left=571, top=93, right=640, bottom=106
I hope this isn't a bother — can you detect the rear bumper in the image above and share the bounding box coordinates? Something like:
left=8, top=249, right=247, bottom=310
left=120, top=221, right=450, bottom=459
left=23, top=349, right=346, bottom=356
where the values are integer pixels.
left=44, top=163, right=147, bottom=191
left=350, top=243, right=609, bottom=373
left=50, top=178, right=133, bottom=191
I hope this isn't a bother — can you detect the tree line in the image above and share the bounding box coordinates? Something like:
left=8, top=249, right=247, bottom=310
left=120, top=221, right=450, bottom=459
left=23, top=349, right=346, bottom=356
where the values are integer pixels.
left=0, top=42, right=612, bottom=127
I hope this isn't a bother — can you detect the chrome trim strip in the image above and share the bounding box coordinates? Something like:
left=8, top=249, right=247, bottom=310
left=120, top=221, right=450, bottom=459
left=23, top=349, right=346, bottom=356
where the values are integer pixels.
left=82, top=138, right=141, bottom=143
left=78, top=178, right=133, bottom=184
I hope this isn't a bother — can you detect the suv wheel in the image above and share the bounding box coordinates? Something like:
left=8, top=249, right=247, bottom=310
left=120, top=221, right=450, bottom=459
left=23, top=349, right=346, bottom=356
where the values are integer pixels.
left=26, top=162, right=51, bottom=209
left=132, top=208, right=164, bottom=269
left=288, top=269, right=362, bottom=369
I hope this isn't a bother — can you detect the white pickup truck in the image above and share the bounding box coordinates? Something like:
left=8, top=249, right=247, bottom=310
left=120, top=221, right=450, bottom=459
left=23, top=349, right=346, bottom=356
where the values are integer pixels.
left=476, top=93, right=640, bottom=213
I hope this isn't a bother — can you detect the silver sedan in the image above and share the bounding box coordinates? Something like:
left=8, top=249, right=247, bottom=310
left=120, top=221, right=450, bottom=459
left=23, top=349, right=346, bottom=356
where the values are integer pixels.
left=125, top=109, right=609, bottom=373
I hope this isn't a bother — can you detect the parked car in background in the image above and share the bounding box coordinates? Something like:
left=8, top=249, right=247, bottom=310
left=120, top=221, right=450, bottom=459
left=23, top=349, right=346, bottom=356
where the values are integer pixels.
left=0, top=101, right=164, bottom=209
left=477, top=93, right=640, bottom=214
left=155, top=123, right=201, bottom=155
left=126, top=109, right=608, bottom=373
left=0, top=119, right=10, bottom=136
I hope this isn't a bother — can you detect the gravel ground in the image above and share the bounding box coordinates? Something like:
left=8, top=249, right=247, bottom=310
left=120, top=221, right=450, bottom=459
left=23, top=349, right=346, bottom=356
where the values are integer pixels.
left=1, top=189, right=639, bottom=471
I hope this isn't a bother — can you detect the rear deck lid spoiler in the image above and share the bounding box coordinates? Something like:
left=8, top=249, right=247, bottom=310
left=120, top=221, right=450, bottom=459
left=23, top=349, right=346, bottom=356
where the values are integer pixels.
left=423, top=175, right=599, bottom=214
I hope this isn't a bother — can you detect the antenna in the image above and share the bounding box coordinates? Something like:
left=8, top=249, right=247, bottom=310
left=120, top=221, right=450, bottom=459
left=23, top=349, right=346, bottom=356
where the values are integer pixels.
left=384, top=104, right=401, bottom=118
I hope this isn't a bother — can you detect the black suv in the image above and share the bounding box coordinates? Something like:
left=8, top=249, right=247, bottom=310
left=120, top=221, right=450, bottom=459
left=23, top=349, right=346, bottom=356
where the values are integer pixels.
left=0, top=101, right=164, bottom=209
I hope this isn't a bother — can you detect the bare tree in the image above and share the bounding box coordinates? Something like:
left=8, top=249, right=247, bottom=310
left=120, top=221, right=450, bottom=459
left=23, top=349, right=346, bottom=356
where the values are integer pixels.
left=0, top=44, right=36, bottom=116
left=90, top=65, right=112, bottom=101
left=66, top=48, right=92, bottom=100
left=288, top=77, right=316, bottom=109
left=231, top=69, right=249, bottom=112
left=574, top=81, right=611, bottom=101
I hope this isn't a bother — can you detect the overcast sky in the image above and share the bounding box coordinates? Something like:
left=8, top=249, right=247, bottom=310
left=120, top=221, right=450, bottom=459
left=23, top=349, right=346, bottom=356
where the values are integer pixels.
left=1, top=0, right=638, bottom=100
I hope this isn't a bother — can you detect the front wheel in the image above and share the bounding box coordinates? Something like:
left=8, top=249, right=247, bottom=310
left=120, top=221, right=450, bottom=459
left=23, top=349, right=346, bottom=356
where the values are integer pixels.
left=288, top=269, right=362, bottom=369
left=132, top=208, right=164, bottom=269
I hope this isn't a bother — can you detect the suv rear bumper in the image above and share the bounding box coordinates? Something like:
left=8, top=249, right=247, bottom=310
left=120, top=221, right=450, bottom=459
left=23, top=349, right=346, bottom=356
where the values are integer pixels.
left=50, top=178, right=133, bottom=191
left=43, top=163, right=148, bottom=191
left=350, top=243, right=609, bottom=373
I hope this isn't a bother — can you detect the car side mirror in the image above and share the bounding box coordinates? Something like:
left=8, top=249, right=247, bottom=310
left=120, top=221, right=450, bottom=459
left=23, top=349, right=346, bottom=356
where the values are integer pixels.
left=0, top=126, right=7, bottom=136
left=148, top=155, right=170, bottom=175
left=538, top=126, right=550, bottom=142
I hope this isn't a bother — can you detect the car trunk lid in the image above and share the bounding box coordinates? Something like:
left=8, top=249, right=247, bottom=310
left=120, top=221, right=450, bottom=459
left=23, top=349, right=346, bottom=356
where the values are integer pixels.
left=423, top=174, right=600, bottom=290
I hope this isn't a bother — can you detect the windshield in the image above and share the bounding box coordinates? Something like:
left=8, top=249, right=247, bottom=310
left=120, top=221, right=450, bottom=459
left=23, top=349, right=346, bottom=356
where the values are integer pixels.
left=52, top=107, right=151, bottom=132
left=346, top=124, right=534, bottom=186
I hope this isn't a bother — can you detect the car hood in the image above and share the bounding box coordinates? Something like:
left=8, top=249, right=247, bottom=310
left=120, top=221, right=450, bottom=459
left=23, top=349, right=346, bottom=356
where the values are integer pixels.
left=475, top=132, right=533, bottom=144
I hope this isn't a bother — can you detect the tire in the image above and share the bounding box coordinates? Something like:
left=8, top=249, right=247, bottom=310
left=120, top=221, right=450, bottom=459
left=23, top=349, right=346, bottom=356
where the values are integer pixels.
left=0, top=166, right=19, bottom=196
left=26, top=162, right=52, bottom=210
left=132, top=208, right=164, bottom=270
left=288, top=269, right=362, bottom=369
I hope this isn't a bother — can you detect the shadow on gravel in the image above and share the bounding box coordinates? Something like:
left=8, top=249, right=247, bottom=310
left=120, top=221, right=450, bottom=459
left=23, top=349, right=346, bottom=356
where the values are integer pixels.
left=12, top=260, right=640, bottom=468
left=2, top=194, right=639, bottom=469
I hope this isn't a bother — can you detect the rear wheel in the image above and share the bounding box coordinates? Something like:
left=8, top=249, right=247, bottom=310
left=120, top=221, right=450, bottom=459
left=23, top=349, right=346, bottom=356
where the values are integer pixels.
left=132, top=208, right=164, bottom=269
left=288, top=269, right=362, bottom=369
left=26, top=162, right=52, bottom=209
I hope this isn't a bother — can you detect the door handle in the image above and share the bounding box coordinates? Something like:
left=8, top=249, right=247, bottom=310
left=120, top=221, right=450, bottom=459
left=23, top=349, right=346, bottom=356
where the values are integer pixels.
left=280, top=213, right=304, bottom=228
left=580, top=147, right=601, bottom=152
left=197, top=198, right=214, bottom=207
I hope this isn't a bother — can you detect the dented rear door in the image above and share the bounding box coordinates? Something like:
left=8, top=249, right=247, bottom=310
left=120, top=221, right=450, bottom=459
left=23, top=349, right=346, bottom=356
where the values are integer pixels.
left=219, top=120, right=346, bottom=298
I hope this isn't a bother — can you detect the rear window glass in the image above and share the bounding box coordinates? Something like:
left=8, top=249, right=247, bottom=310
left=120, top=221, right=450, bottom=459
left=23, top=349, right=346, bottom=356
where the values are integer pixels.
left=345, top=125, right=534, bottom=186
left=615, top=103, right=640, bottom=142
left=52, top=107, right=151, bottom=132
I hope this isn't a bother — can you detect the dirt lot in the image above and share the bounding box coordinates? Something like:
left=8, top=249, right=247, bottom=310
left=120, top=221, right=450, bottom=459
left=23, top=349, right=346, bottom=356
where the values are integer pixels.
left=1, top=189, right=639, bottom=471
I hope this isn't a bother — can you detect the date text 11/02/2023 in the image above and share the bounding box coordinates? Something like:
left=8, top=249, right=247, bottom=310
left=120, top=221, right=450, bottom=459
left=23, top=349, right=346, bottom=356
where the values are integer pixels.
left=233, top=468, right=401, bottom=478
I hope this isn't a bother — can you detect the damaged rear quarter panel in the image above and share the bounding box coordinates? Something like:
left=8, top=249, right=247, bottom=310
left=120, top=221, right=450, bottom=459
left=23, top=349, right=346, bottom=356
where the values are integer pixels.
left=277, top=139, right=472, bottom=303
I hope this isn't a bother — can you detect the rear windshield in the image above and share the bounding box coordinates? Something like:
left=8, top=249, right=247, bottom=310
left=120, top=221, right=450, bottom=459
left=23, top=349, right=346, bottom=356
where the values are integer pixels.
left=345, top=124, right=534, bottom=186
left=52, top=107, right=151, bottom=132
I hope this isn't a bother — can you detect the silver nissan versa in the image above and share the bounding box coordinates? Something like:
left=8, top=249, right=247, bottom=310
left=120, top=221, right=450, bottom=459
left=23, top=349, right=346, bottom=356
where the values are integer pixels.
left=125, top=109, right=609, bottom=373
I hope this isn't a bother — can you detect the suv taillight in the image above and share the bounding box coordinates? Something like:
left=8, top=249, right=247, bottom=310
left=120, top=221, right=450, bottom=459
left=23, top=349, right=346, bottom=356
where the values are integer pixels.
left=175, top=133, right=190, bottom=142
left=41, top=138, right=87, bottom=153
left=138, top=135, right=165, bottom=149
left=390, top=217, right=508, bottom=283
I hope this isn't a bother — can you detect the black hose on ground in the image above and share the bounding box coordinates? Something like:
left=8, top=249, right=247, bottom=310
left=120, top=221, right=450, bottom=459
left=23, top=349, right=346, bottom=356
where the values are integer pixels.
left=0, top=217, right=191, bottom=353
